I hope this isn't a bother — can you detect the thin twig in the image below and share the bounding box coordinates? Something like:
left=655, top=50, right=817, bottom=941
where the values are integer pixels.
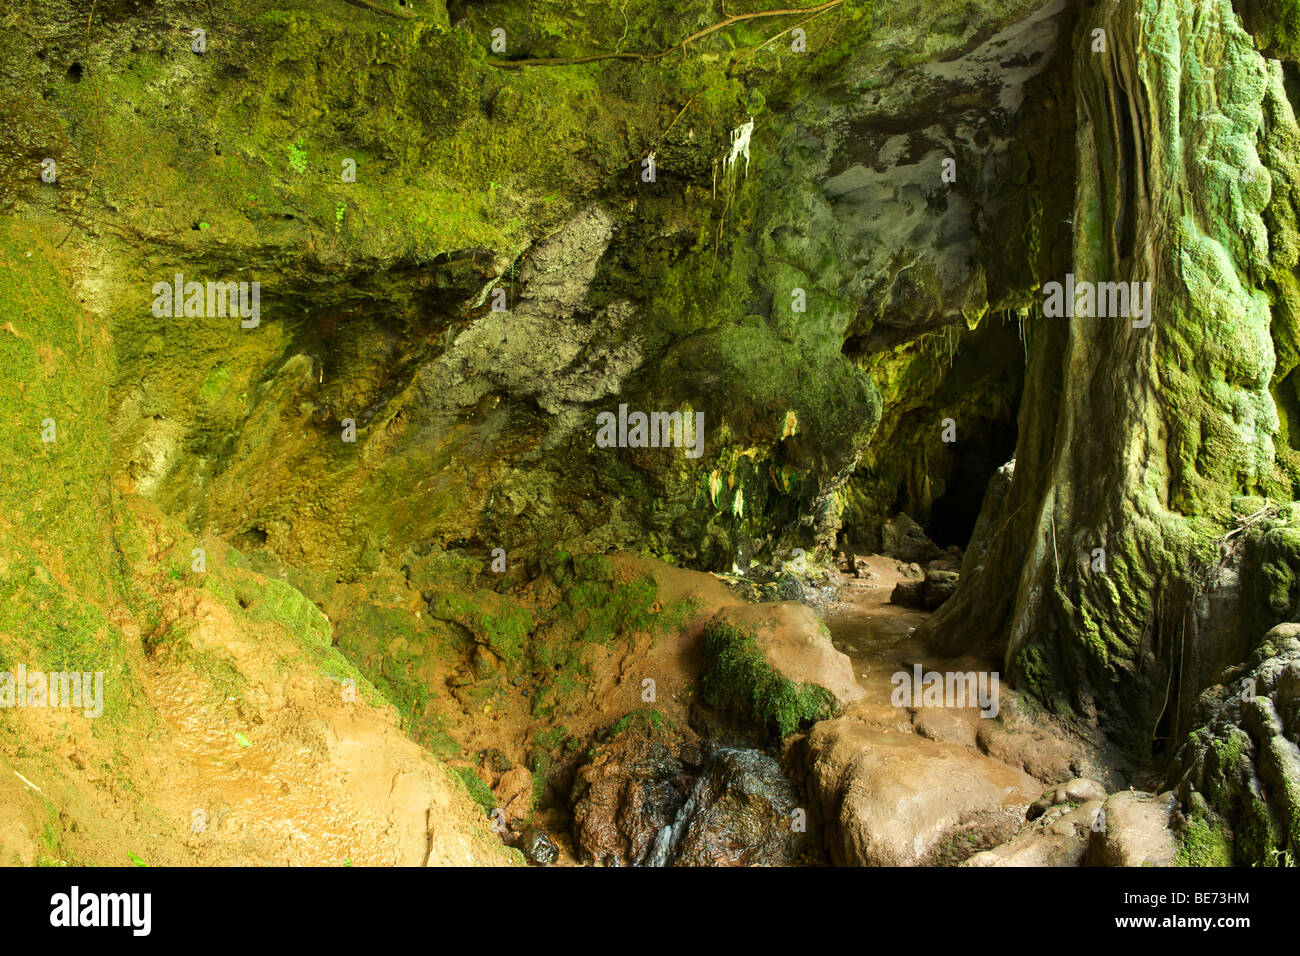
left=659, top=89, right=706, bottom=143
left=813, top=3, right=848, bottom=56
left=14, top=770, right=44, bottom=795
left=750, top=6, right=824, bottom=55
left=1222, top=501, right=1274, bottom=540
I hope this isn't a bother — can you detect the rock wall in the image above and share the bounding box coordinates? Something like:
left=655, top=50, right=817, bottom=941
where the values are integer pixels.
left=1, top=0, right=1075, bottom=575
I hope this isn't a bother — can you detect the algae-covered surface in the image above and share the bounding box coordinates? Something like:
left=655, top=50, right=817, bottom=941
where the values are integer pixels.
left=2, top=0, right=1300, bottom=873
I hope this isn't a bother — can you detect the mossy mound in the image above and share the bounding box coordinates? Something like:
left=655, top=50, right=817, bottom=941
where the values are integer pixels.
left=699, top=622, right=838, bottom=739
left=1174, top=810, right=1235, bottom=867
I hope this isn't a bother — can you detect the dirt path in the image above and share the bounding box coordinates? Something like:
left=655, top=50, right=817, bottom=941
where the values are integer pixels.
left=795, top=554, right=1122, bottom=865
left=820, top=555, right=933, bottom=724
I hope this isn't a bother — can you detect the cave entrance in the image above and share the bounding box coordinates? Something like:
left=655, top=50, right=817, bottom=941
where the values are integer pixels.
left=838, top=314, right=1026, bottom=558
left=925, top=417, right=1019, bottom=549
left=921, top=314, right=1025, bottom=551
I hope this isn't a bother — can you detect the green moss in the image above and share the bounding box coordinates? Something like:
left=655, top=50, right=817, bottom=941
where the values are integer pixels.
left=0, top=220, right=113, bottom=592
left=33, top=801, right=79, bottom=867
left=425, top=730, right=463, bottom=762
left=527, top=750, right=552, bottom=810
left=1236, top=0, right=1300, bottom=60
left=230, top=574, right=332, bottom=645
left=1238, top=785, right=1285, bottom=865
left=1015, top=644, right=1048, bottom=690
left=529, top=659, right=593, bottom=720
left=548, top=556, right=658, bottom=644
left=699, top=622, right=837, bottom=739
left=429, top=590, right=534, bottom=667
left=609, top=708, right=665, bottom=737
left=0, top=222, right=134, bottom=724
left=1211, top=729, right=1250, bottom=779
left=453, top=766, right=497, bottom=816
left=533, top=727, right=568, bottom=752
left=1176, top=812, right=1234, bottom=867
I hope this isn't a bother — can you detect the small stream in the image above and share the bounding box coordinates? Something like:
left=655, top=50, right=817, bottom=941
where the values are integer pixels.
left=644, top=746, right=806, bottom=867
left=821, top=560, right=932, bottom=697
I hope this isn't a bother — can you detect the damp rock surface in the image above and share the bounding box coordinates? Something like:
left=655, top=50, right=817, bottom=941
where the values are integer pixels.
left=789, top=709, right=1041, bottom=867
left=2, top=0, right=1300, bottom=870
left=568, top=723, right=808, bottom=867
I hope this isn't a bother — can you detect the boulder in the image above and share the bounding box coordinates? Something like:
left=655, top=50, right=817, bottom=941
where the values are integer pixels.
left=880, top=514, right=943, bottom=563
left=707, top=602, right=864, bottom=707
left=965, top=799, right=1101, bottom=867
left=791, top=715, right=1040, bottom=866
left=1085, top=791, right=1179, bottom=867
left=889, top=579, right=927, bottom=608
left=1028, top=777, right=1107, bottom=819
left=515, top=825, right=559, bottom=866
left=890, top=564, right=960, bottom=610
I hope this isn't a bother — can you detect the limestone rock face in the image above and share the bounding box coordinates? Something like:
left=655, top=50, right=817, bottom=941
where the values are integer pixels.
left=1085, top=791, right=1179, bottom=868
left=0, top=0, right=1088, bottom=578
left=412, top=205, right=642, bottom=428
left=1166, top=623, right=1300, bottom=864
left=7, top=0, right=1300, bottom=871
left=790, top=713, right=1041, bottom=866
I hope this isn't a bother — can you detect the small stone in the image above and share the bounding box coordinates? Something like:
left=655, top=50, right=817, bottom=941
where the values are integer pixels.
left=517, top=825, right=558, bottom=865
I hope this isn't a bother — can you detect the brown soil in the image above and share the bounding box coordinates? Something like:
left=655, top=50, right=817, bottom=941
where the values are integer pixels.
left=0, top=497, right=518, bottom=867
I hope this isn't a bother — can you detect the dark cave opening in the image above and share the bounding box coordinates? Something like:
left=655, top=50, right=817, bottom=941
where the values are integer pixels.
left=920, top=316, right=1026, bottom=552
left=838, top=315, right=1027, bottom=558
left=925, top=417, right=1019, bottom=549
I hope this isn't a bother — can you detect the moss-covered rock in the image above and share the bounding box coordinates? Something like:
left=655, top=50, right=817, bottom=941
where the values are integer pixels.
left=1166, top=622, right=1300, bottom=865
left=1235, top=0, right=1300, bottom=61
left=699, top=621, right=838, bottom=739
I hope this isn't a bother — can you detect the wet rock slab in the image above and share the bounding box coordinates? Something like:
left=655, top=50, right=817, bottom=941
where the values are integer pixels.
left=569, top=727, right=702, bottom=867
left=789, top=712, right=1041, bottom=866
left=654, top=747, right=807, bottom=867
